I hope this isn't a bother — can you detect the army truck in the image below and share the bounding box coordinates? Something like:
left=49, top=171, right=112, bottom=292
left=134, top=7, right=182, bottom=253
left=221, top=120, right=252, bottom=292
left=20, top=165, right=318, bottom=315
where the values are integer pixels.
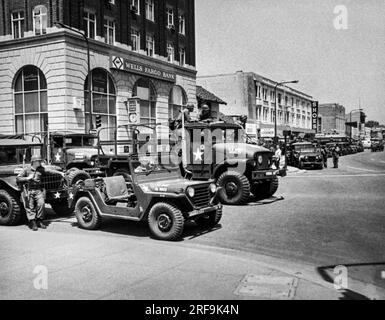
left=0, top=137, right=70, bottom=226
left=171, top=121, right=280, bottom=205
left=49, top=132, right=101, bottom=185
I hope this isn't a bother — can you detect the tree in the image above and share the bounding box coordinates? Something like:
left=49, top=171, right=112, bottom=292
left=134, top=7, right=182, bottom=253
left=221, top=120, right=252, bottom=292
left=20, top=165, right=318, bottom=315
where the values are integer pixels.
left=366, top=121, right=379, bottom=128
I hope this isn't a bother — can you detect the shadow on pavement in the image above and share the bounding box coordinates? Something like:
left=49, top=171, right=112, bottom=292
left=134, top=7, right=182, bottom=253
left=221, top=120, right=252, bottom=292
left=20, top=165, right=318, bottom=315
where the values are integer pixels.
left=246, top=195, right=285, bottom=206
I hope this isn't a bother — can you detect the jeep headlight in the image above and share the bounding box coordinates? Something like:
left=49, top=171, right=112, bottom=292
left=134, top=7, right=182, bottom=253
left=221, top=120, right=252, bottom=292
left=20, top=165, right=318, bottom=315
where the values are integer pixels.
left=257, top=155, right=263, bottom=165
left=187, top=187, right=195, bottom=198
left=209, top=183, right=217, bottom=194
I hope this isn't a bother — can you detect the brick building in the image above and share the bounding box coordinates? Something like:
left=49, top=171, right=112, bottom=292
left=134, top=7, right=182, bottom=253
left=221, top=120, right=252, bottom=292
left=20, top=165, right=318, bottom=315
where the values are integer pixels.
left=318, top=103, right=346, bottom=135
left=0, top=0, right=196, bottom=142
left=197, top=71, right=315, bottom=138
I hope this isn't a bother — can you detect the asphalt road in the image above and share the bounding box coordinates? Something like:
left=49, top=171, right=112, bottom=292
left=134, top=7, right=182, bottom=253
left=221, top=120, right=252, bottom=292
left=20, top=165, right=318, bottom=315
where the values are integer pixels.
left=12, top=149, right=385, bottom=293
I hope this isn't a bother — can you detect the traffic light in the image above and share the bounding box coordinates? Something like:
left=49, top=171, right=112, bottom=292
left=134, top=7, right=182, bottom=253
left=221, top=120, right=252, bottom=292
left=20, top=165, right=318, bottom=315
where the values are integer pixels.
left=96, top=115, right=102, bottom=128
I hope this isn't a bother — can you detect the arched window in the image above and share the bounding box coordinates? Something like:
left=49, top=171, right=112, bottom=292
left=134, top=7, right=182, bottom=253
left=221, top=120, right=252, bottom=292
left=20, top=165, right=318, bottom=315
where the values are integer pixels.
left=33, top=5, right=47, bottom=36
left=168, top=86, right=187, bottom=119
left=132, top=78, right=157, bottom=125
left=14, top=65, right=48, bottom=135
left=84, top=68, right=116, bottom=140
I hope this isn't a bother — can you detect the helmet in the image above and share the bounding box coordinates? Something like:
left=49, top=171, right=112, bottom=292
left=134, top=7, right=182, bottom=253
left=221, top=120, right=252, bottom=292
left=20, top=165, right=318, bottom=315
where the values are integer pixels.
left=201, top=104, right=210, bottom=111
left=31, top=155, right=43, bottom=162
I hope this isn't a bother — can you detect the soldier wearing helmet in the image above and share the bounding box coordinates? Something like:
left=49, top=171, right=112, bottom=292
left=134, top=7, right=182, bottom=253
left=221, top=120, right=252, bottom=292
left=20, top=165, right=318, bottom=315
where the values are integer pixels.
left=198, top=103, right=211, bottom=122
left=17, top=154, right=64, bottom=231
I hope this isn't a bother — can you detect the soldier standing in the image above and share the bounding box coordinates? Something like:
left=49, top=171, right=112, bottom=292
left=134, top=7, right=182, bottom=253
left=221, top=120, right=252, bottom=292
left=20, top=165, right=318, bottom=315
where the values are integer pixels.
left=321, top=146, right=328, bottom=168
left=332, top=146, right=340, bottom=169
left=17, top=155, right=64, bottom=231
left=198, top=104, right=211, bottom=122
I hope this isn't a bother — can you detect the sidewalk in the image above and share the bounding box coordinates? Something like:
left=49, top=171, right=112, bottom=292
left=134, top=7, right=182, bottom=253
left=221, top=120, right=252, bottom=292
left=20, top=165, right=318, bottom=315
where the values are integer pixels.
left=0, top=224, right=383, bottom=300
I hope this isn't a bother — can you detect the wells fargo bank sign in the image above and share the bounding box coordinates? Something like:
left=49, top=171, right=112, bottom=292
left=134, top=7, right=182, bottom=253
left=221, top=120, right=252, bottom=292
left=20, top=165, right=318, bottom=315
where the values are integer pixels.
left=110, top=56, right=176, bottom=82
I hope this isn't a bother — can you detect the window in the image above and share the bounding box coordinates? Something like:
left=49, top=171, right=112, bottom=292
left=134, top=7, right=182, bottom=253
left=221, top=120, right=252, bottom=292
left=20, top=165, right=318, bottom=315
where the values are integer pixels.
left=179, top=48, right=186, bottom=66
left=145, top=0, right=155, bottom=21
left=167, top=43, right=175, bottom=63
left=33, top=6, right=47, bottom=36
left=256, top=106, right=262, bottom=120
left=278, top=93, right=282, bottom=105
left=262, top=88, right=267, bottom=101
left=130, top=0, right=140, bottom=14
left=14, top=66, right=48, bottom=136
left=84, top=11, right=96, bottom=39
left=270, top=90, right=275, bottom=102
left=131, top=28, right=140, bottom=52
left=169, top=86, right=187, bottom=119
left=133, top=78, right=157, bottom=125
left=11, top=11, right=24, bottom=39
left=166, top=8, right=174, bottom=27
left=146, top=35, right=155, bottom=57
left=104, top=18, right=115, bottom=45
left=256, top=85, right=261, bottom=99
left=179, top=15, right=185, bottom=35
left=84, top=69, right=117, bottom=140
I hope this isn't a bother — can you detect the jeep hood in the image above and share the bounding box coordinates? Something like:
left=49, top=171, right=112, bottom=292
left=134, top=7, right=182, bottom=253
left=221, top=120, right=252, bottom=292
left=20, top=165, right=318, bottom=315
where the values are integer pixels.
left=140, top=178, right=210, bottom=193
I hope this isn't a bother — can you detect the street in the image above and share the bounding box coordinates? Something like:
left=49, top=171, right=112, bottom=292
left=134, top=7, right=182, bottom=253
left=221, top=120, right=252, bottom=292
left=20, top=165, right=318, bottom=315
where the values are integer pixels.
left=1, top=150, right=385, bottom=300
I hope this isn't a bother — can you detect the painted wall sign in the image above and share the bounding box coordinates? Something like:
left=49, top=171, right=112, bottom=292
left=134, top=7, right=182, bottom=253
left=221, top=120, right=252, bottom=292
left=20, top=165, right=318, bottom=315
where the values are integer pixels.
left=111, top=56, right=176, bottom=82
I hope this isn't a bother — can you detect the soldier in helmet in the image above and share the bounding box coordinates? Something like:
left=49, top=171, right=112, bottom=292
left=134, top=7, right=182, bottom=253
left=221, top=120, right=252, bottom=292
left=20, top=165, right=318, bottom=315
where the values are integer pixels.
left=17, top=155, right=64, bottom=231
left=198, top=103, right=211, bottom=122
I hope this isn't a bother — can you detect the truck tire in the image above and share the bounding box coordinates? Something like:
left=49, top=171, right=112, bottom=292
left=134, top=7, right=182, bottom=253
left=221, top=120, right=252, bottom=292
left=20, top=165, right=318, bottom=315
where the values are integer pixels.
left=195, top=208, right=222, bottom=229
left=75, top=197, right=101, bottom=230
left=217, top=171, right=250, bottom=205
left=148, top=202, right=184, bottom=241
left=67, top=169, right=91, bottom=186
left=251, top=176, right=279, bottom=200
left=50, top=200, right=73, bottom=217
left=0, top=190, right=22, bottom=226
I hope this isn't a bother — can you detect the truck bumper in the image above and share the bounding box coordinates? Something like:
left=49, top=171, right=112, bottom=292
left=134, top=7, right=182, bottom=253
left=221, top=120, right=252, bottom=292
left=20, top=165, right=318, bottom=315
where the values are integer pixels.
left=188, top=204, right=222, bottom=219
left=251, top=170, right=278, bottom=181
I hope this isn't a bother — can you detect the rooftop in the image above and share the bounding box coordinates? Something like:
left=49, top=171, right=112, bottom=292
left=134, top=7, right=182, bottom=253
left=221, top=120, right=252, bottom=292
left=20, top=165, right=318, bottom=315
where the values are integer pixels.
left=196, top=85, right=227, bottom=105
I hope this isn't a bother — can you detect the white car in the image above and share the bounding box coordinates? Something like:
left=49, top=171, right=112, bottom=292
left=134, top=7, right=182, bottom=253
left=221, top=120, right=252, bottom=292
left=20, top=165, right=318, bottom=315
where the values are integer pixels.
left=362, top=140, right=371, bottom=148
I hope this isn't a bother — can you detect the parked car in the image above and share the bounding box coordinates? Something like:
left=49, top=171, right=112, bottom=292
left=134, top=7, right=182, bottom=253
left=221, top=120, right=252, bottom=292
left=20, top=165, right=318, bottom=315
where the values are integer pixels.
left=371, top=139, right=384, bottom=152
left=68, top=154, right=222, bottom=241
left=0, top=138, right=70, bottom=226
left=362, top=140, right=372, bottom=149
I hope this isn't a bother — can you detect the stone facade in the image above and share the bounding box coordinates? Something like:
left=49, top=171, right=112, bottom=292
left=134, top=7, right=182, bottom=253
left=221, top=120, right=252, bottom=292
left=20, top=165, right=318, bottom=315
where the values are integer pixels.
left=318, top=103, right=346, bottom=135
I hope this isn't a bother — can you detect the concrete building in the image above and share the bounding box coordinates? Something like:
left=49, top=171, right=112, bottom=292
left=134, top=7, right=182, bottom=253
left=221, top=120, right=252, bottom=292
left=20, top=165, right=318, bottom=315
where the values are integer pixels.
left=197, top=71, right=315, bottom=138
left=0, top=0, right=196, bottom=142
left=346, top=110, right=366, bottom=139
left=318, top=103, right=347, bottom=136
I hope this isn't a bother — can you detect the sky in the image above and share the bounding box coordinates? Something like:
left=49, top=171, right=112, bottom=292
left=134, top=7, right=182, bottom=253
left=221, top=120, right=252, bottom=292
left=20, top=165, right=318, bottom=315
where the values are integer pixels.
left=195, top=0, right=385, bottom=123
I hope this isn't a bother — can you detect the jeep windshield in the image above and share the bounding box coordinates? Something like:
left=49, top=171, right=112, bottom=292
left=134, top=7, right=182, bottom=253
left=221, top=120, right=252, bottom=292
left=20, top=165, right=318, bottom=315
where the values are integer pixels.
left=133, top=154, right=180, bottom=182
left=64, top=136, right=97, bottom=148
left=294, top=145, right=319, bottom=153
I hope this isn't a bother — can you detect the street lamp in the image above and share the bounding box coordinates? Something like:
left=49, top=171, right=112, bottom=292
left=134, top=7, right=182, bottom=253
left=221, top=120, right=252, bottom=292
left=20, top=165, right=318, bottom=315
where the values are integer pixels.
left=55, top=22, right=92, bottom=134
left=348, top=108, right=363, bottom=140
left=274, top=80, right=299, bottom=143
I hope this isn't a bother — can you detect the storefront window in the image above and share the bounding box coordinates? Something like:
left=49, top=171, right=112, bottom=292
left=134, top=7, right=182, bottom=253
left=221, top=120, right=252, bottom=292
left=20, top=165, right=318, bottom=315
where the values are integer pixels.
left=168, top=86, right=187, bottom=120
left=84, top=68, right=117, bottom=140
left=133, top=78, right=157, bottom=125
left=14, top=66, right=48, bottom=136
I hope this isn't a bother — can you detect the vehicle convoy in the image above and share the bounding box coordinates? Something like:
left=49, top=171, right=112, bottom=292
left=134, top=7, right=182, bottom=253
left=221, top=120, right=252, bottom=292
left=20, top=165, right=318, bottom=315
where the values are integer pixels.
left=172, top=121, right=280, bottom=205
left=68, top=153, right=222, bottom=241
left=0, top=137, right=70, bottom=226
left=287, top=142, right=323, bottom=170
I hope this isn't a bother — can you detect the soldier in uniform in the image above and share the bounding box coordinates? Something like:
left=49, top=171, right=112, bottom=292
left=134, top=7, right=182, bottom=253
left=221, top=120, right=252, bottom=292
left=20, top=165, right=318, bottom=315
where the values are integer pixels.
left=17, top=155, right=64, bottom=231
left=198, top=104, right=211, bottom=122
left=332, top=146, right=340, bottom=169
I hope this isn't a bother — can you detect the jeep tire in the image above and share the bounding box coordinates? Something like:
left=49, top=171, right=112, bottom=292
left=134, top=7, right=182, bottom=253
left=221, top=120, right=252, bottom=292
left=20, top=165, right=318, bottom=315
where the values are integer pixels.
left=217, top=171, right=250, bottom=205
left=148, top=202, right=184, bottom=241
left=0, top=190, right=22, bottom=226
left=251, top=176, right=279, bottom=200
left=75, top=197, right=101, bottom=230
left=195, top=208, right=222, bottom=229
left=50, top=200, right=73, bottom=216
left=67, top=169, right=91, bottom=186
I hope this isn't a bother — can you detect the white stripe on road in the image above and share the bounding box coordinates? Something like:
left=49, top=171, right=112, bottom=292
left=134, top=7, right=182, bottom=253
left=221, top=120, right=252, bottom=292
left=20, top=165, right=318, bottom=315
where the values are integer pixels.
left=287, top=173, right=385, bottom=178
left=346, top=166, right=378, bottom=172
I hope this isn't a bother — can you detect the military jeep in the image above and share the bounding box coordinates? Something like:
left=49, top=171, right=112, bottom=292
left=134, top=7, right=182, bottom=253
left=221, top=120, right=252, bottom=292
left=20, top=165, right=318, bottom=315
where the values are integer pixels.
left=68, top=152, right=222, bottom=241
left=287, top=142, right=323, bottom=169
left=172, top=121, right=279, bottom=205
left=0, top=138, right=70, bottom=226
